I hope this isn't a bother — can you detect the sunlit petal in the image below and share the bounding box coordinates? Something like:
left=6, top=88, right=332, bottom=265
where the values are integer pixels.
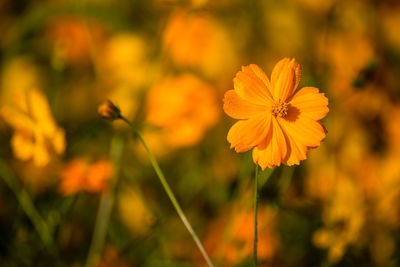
left=223, top=90, right=266, bottom=119
left=234, top=66, right=273, bottom=106
left=289, top=87, right=329, bottom=120
left=227, top=113, right=271, bottom=153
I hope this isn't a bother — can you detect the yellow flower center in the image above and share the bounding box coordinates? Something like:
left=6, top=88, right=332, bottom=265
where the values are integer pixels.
left=271, top=100, right=288, bottom=118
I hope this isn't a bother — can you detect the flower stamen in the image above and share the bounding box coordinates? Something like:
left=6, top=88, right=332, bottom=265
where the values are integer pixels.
left=271, top=100, right=288, bottom=118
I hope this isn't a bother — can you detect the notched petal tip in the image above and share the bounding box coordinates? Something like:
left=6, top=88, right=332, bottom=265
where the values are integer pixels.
left=271, top=58, right=302, bottom=102
left=233, top=65, right=274, bottom=105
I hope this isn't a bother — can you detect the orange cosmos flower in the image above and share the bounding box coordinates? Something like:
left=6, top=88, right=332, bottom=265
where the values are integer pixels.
left=147, top=74, right=219, bottom=148
left=59, top=158, right=113, bottom=196
left=223, top=58, right=329, bottom=169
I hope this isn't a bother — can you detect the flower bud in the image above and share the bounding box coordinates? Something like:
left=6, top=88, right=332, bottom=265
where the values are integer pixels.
left=98, top=100, right=121, bottom=120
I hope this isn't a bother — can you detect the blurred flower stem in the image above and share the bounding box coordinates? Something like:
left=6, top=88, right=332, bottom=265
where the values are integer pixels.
left=254, top=166, right=274, bottom=266
left=0, top=160, right=53, bottom=250
left=253, top=164, right=259, bottom=266
left=85, top=136, right=124, bottom=267
left=120, top=116, right=214, bottom=267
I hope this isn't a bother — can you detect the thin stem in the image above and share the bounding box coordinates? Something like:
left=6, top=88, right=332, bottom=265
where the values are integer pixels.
left=0, top=160, right=53, bottom=250
left=253, top=164, right=259, bottom=266
left=120, top=116, right=214, bottom=267
left=253, top=166, right=274, bottom=266
left=85, top=136, right=124, bottom=267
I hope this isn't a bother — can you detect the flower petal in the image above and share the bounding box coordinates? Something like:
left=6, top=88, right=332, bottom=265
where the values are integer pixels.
left=282, top=131, right=307, bottom=166
left=11, top=132, right=34, bottom=161
left=29, top=89, right=57, bottom=137
left=223, top=90, right=266, bottom=119
left=288, top=87, right=329, bottom=120
left=233, top=65, right=273, bottom=106
left=252, top=118, right=288, bottom=170
left=241, top=64, right=274, bottom=99
left=271, top=58, right=301, bottom=102
left=1, top=106, right=34, bottom=132
left=279, top=109, right=326, bottom=148
left=227, top=113, right=271, bottom=153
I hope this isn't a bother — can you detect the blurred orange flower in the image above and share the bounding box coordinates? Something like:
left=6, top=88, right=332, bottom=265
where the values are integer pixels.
left=205, top=204, right=279, bottom=265
left=163, top=9, right=237, bottom=78
left=1, top=88, right=65, bottom=166
left=59, top=158, right=113, bottom=195
left=146, top=74, right=219, bottom=148
left=223, top=58, right=329, bottom=169
left=46, top=17, right=104, bottom=66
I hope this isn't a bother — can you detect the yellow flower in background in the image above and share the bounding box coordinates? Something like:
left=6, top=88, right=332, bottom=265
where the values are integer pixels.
left=313, top=174, right=365, bottom=264
left=100, top=33, right=154, bottom=89
left=1, top=88, right=65, bottom=167
left=223, top=58, right=329, bottom=170
left=146, top=74, right=219, bottom=148
left=1, top=57, right=43, bottom=102
left=99, top=33, right=160, bottom=125
left=59, top=158, right=113, bottom=195
left=163, top=9, right=237, bottom=78
left=117, top=187, right=156, bottom=236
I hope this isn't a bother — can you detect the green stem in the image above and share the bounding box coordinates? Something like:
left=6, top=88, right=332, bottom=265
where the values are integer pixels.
left=0, top=160, right=53, bottom=250
left=85, top=136, right=124, bottom=267
left=120, top=116, right=214, bottom=267
left=253, top=164, right=259, bottom=266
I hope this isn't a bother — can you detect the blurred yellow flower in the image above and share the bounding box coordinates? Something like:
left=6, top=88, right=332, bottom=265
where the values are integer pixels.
left=1, top=56, right=43, bottom=102
left=99, top=33, right=159, bottom=126
left=313, top=174, right=364, bottom=263
left=146, top=74, right=219, bottom=148
left=100, top=33, right=154, bottom=89
left=223, top=59, right=329, bottom=169
left=59, top=158, right=113, bottom=195
left=1, top=88, right=65, bottom=166
left=163, top=9, right=237, bottom=78
left=117, top=187, right=156, bottom=236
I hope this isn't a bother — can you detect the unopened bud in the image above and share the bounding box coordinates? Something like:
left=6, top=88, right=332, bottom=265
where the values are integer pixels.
left=98, top=100, right=121, bottom=120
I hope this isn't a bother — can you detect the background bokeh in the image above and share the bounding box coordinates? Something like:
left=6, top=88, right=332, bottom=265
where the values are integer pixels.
left=1, top=0, right=400, bottom=266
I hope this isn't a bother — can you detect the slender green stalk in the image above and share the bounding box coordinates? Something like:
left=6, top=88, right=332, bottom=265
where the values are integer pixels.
left=120, top=116, right=214, bottom=267
left=253, top=164, right=259, bottom=266
left=0, top=160, right=53, bottom=249
left=85, top=136, right=124, bottom=267
left=253, top=166, right=275, bottom=266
